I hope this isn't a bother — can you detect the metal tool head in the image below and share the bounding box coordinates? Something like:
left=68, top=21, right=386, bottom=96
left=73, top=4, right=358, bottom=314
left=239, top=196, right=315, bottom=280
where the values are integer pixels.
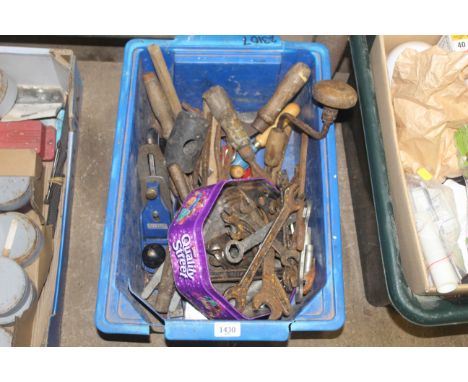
left=224, top=240, right=245, bottom=264
left=165, top=110, right=209, bottom=174
left=296, top=201, right=313, bottom=304
left=312, top=80, right=358, bottom=110
left=137, top=141, right=171, bottom=211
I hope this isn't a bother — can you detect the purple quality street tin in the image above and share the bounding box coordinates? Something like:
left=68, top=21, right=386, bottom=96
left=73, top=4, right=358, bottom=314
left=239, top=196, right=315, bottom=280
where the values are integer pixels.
left=168, top=178, right=281, bottom=320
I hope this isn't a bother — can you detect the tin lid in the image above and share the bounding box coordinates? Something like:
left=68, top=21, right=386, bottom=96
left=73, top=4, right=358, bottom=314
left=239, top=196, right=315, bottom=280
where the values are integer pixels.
left=0, top=327, right=12, bottom=347
left=0, top=212, right=42, bottom=265
left=0, top=69, right=18, bottom=118
left=0, top=257, right=28, bottom=316
left=0, top=176, right=32, bottom=211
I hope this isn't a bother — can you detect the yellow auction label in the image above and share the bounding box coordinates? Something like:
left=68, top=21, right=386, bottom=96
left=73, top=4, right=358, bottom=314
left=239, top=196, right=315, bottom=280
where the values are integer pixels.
left=451, top=35, right=468, bottom=40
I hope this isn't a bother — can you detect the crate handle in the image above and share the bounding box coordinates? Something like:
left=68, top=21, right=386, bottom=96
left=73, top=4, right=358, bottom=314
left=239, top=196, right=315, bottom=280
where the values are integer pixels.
left=173, top=35, right=283, bottom=48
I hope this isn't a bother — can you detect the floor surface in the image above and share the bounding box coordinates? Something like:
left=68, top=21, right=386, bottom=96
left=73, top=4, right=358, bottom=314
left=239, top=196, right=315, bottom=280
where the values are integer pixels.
left=58, top=54, right=468, bottom=347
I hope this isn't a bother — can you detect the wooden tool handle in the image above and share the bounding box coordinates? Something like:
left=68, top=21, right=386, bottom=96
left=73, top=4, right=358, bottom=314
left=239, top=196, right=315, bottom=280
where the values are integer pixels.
left=148, top=44, right=182, bottom=117
left=143, top=72, right=174, bottom=139
left=203, top=86, right=250, bottom=150
left=252, top=63, right=311, bottom=132
left=255, top=103, right=301, bottom=148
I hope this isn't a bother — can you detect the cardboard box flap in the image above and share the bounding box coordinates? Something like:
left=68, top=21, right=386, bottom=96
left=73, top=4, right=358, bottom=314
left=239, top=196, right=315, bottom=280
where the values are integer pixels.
left=383, top=36, right=440, bottom=55
left=11, top=301, right=37, bottom=347
left=0, top=149, right=41, bottom=177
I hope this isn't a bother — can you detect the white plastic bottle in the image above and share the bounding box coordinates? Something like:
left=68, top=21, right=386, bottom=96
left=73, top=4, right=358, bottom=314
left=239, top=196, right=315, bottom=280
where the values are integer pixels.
left=408, top=177, right=461, bottom=293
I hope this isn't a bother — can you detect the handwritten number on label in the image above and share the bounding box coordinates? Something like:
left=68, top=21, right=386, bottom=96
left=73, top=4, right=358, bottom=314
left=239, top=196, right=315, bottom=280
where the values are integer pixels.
left=243, top=36, right=277, bottom=46
left=214, top=322, right=241, bottom=337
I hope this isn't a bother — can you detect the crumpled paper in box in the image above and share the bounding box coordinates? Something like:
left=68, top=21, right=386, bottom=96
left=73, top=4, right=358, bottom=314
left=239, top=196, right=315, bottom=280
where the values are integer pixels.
left=392, top=46, right=468, bottom=181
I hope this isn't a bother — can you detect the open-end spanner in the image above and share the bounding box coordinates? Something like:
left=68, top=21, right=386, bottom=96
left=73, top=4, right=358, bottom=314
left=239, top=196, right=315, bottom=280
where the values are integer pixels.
left=224, top=219, right=299, bottom=267
left=234, top=191, right=300, bottom=265
left=221, top=210, right=255, bottom=241
left=224, top=221, right=273, bottom=264
left=223, top=183, right=301, bottom=312
left=252, top=250, right=292, bottom=319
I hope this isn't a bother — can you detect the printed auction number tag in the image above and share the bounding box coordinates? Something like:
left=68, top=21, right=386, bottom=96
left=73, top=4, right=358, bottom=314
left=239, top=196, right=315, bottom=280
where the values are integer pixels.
left=242, top=35, right=277, bottom=46
left=214, top=322, right=241, bottom=338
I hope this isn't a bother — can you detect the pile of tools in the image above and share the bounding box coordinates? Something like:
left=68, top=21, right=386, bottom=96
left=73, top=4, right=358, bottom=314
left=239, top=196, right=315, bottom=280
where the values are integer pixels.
left=138, top=44, right=357, bottom=320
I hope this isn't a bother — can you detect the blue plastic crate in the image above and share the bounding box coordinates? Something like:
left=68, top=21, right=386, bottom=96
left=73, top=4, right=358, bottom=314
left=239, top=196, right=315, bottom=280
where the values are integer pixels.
left=95, top=35, right=344, bottom=342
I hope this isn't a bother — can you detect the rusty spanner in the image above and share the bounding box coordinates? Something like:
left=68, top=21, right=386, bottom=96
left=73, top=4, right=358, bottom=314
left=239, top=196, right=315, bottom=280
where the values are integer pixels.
left=293, top=134, right=309, bottom=252
left=223, top=183, right=302, bottom=312
left=236, top=188, right=300, bottom=265
left=252, top=250, right=292, bottom=319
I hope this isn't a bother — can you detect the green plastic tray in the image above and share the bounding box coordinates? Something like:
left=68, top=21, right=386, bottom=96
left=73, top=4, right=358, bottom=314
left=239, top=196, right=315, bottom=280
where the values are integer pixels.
left=349, top=35, right=468, bottom=326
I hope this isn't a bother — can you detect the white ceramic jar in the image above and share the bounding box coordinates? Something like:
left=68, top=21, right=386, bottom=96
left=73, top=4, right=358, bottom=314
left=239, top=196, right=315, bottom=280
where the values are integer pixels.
left=0, top=176, right=33, bottom=211
left=0, top=69, right=18, bottom=118
left=0, top=257, right=36, bottom=326
left=0, top=212, right=43, bottom=267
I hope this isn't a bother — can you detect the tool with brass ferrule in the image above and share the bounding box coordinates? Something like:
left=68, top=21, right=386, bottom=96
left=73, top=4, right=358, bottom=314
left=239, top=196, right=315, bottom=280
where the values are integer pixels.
left=203, top=86, right=272, bottom=182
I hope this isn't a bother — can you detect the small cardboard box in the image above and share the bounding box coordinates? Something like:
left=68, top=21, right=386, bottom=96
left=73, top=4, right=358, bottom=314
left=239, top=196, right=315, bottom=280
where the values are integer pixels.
left=369, top=35, right=468, bottom=295
left=0, top=148, right=44, bottom=212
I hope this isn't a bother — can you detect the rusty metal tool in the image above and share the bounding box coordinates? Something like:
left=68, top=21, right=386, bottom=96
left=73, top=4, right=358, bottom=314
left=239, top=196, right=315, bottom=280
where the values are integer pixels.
left=252, top=250, right=292, bottom=319
left=223, top=183, right=301, bottom=311
left=148, top=44, right=182, bottom=117
left=251, top=63, right=311, bottom=133
left=221, top=210, right=255, bottom=242
left=263, top=103, right=301, bottom=172
left=282, top=259, right=299, bottom=293
left=203, top=86, right=271, bottom=181
left=210, top=267, right=272, bottom=283
left=269, top=123, right=299, bottom=183
left=275, top=79, right=357, bottom=141
left=292, top=133, right=309, bottom=252
left=143, top=72, right=174, bottom=139
left=222, top=190, right=297, bottom=266
left=154, top=247, right=176, bottom=313
left=224, top=221, right=274, bottom=264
